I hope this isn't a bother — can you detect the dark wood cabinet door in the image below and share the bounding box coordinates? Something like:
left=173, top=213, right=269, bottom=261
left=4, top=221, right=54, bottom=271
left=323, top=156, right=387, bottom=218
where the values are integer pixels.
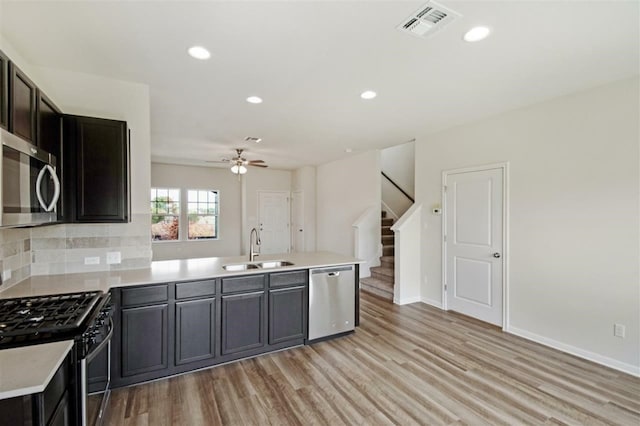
left=121, top=304, right=169, bottom=377
left=221, top=291, right=265, bottom=355
left=8, top=62, right=37, bottom=143
left=65, top=115, right=129, bottom=222
left=175, top=298, right=216, bottom=365
left=0, top=50, right=8, bottom=130
left=269, top=286, right=307, bottom=345
left=36, top=90, right=62, bottom=160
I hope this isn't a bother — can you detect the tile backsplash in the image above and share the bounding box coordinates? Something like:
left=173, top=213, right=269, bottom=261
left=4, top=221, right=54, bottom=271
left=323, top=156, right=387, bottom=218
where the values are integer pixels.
left=0, top=214, right=152, bottom=291
left=0, top=228, right=32, bottom=289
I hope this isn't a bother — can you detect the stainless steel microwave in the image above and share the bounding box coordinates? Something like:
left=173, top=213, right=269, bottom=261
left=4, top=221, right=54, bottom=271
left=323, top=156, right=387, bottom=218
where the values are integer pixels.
left=0, top=129, right=60, bottom=227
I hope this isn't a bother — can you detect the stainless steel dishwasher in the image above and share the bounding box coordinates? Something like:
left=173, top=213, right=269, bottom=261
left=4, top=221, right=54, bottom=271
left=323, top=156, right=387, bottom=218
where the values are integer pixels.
left=308, top=265, right=355, bottom=341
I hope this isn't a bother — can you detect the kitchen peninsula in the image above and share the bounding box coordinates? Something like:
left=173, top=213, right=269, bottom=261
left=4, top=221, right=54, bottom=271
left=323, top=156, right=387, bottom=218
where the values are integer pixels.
left=0, top=251, right=362, bottom=403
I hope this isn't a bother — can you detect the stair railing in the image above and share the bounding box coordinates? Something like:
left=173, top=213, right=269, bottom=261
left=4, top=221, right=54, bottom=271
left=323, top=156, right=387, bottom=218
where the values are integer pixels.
left=381, top=171, right=415, bottom=203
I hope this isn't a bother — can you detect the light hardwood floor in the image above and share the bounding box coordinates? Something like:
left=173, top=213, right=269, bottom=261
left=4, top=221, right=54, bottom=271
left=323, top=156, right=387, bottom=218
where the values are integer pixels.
left=106, top=292, right=640, bottom=425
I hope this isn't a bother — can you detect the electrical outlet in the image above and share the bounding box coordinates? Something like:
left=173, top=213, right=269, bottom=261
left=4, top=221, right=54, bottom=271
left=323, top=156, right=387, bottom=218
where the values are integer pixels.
left=107, top=251, right=121, bottom=265
left=614, top=323, right=626, bottom=338
left=84, top=256, right=100, bottom=265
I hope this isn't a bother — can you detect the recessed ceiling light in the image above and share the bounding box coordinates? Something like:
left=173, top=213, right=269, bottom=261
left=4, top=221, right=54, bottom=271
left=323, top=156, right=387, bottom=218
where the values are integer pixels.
left=188, top=46, right=211, bottom=60
left=463, top=26, right=491, bottom=42
left=360, top=90, right=377, bottom=100
left=246, top=96, right=263, bottom=104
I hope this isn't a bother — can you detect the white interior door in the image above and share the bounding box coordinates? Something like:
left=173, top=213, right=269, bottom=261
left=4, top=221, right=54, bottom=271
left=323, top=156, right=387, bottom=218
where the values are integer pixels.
left=258, top=191, right=290, bottom=255
left=291, top=191, right=305, bottom=252
left=444, top=167, right=504, bottom=326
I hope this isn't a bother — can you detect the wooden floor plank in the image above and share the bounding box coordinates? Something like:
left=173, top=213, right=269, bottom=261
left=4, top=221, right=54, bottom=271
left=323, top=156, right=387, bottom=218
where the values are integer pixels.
left=106, top=292, right=640, bottom=425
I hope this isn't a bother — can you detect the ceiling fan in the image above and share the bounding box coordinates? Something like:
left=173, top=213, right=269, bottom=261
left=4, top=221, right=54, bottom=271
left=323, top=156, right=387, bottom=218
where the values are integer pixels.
left=208, top=148, right=268, bottom=175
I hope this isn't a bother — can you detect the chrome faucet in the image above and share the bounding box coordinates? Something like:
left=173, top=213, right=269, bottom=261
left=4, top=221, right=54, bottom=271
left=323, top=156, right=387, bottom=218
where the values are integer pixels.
left=249, top=228, right=261, bottom=262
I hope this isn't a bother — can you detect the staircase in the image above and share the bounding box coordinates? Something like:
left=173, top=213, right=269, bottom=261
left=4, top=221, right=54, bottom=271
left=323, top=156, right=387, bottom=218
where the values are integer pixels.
left=360, top=212, right=395, bottom=301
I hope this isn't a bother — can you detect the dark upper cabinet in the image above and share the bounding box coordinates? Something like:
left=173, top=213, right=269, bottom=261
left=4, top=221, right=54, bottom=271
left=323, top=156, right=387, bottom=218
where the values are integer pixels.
left=0, top=50, right=8, bottom=130
left=63, top=115, right=129, bottom=223
left=36, top=90, right=62, bottom=161
left=8, top=62, right=37, bottom=143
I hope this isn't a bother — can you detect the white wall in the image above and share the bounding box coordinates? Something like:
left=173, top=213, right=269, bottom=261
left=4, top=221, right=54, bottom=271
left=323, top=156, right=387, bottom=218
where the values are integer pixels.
left=381, top=141, right=415, bottom=219
left=381, top=141, right=415, bottom=196
left=151, top=163, right=242, bottom=260
left=391, top=203, right=422, bottom=305
left=292, top=166, right=317, bottom=252
left=416, top=77, right=639, bottom=373
left=317, top=151, right=381, bottom=259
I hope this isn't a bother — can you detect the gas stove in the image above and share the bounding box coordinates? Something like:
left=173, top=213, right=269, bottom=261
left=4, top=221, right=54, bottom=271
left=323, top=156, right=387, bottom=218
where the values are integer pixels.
left=0, top=291, right=104, bottom=347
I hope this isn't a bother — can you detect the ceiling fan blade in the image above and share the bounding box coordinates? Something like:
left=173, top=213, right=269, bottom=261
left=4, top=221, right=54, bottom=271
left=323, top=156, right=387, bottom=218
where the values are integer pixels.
left=206, top=160, right=229, bottom=163
left=247, top=160, right=265, bottom=164
left=249, top=163, right=268, bottom=168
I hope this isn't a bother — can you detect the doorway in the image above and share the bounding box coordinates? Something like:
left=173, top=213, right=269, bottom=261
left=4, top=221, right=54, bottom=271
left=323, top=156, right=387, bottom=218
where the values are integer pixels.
left=258, top=191, right=290, bottom=254
left=443, top=164, right=507, bottom=327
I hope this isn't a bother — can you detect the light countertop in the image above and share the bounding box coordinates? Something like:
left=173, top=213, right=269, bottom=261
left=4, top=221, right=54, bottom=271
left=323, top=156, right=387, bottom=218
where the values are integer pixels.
left=0, top=251, right=363, bottom=299
left=0, top=340, right=74, bottom=400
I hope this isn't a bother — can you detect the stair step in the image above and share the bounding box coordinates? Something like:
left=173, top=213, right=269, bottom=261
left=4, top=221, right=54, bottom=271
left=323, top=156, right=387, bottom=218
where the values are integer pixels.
left=381, top=226, right=393, bottom=235
left=382, top=218, right=394, bottom=226
left=380, top=259, right=394, bottom=269
left=360, top=285, right=393, bottom=301
left=360, top=277, right=393, bottom=300
left=381, top=211, right=387, bottom=218
left=370, top=266, right=394, bottom=278
left=382, top=245, right=394, bottom=256
left=381, top=235, right=394, bottom=244
left=380, top=255, right=395, bottom=264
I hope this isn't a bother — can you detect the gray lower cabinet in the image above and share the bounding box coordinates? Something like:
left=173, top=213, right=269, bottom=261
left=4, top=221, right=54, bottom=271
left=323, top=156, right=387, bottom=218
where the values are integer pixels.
left=221, top=291, right=265, bottom=355
left=175, top=298, right=216, bottom=365
left=269, top=286, right=306, bottom=345
left=111, top=270, right=314, bottom=388
left=121, top=304, right=169, bottom=377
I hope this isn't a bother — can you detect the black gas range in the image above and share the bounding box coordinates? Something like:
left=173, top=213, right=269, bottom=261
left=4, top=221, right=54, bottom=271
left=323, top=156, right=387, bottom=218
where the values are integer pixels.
left=0, top=291, right=105, bottom=349
left=0, top=291, right=113, bottom=425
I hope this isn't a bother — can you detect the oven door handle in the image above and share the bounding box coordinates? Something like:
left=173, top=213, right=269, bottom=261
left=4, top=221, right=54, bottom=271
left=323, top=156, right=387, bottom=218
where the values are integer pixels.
left=86, top=318, right=114, bottom=364
left=35, top=164, right=61, bottom=212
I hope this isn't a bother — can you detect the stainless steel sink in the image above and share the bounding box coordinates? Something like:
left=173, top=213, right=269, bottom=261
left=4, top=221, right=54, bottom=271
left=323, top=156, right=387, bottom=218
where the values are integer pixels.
left=256, top=260, right=294, bottom=269
left=222, top=263, right=260, bottom=271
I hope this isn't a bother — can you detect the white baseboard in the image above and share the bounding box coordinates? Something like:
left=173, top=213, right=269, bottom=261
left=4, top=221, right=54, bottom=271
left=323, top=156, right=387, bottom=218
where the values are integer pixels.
left=394, top=295, right=421, bottom=305
left=421, top=297, right=443, bottom=309
left=507, top=326, right=640, bottom=377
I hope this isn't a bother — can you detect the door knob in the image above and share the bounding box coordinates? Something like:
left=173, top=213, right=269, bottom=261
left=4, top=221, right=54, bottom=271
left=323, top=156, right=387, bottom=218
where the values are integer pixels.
left=493, top=252, right=501, bottom=258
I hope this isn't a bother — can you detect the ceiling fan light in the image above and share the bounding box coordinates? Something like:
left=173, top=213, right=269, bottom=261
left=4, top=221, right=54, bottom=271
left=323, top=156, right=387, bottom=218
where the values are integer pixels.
left=230, top=164, right=248, bottom=175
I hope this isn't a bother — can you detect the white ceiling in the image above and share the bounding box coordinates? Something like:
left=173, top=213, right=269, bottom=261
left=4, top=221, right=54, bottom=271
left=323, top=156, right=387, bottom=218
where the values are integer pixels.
left=1, top=1, right=638, bottom=170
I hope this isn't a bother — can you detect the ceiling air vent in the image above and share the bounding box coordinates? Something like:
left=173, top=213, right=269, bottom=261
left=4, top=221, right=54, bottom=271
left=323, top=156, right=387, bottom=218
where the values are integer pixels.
left=397, top=1, right=461, bottom=39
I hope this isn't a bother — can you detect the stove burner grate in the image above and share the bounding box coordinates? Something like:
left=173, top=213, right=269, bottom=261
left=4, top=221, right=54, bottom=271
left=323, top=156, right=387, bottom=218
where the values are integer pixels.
left=0, top=291, right=102, bottom=338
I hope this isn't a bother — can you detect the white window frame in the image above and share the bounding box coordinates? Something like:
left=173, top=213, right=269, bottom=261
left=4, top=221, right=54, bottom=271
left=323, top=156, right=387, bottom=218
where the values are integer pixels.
left=151, top=187, right=220, bottom=243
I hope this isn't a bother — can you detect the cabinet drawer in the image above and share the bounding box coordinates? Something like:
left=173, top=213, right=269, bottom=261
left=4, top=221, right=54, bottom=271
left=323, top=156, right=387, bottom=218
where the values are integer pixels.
left=121, top=285, right=168, bottom=307
left=269, top=270, right=307, bottom=288
left=221, top=275, right=264, bottom=294
left=176, top=279, right=216, bottom=300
